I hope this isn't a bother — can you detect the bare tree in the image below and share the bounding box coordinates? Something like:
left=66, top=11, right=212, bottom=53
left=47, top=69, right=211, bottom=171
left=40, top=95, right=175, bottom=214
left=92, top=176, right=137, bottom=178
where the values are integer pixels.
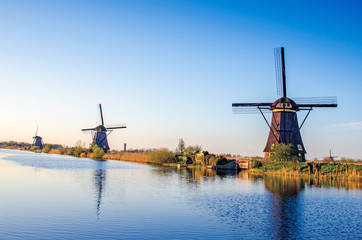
left=176, top=138, right=185, bottom=154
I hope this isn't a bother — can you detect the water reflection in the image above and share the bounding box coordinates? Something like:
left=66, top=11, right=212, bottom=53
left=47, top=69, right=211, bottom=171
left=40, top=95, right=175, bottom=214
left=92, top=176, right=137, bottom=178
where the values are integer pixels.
left=172, top=167, right=361, bottom=239
left=93, top=169, right=106, bottom=218
left=176, top=167, right=217, bottom=184
left=262, top=176, right=304, bottom=239
left=305, top=176, right=362, bottom=190
left=173, top=166, right=361, bottom=190
left=264, top=175, right=305, bottom=195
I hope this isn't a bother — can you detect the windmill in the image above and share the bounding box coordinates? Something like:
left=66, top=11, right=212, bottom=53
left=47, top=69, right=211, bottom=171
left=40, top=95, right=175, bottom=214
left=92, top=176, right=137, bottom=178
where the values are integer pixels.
left=232, top=47, right=337, bottom=161
left=82, top=104, right=126, bottom=152
left=328, top=149, right=338, bottom=162
left=32, top=126, right=43, bottom=149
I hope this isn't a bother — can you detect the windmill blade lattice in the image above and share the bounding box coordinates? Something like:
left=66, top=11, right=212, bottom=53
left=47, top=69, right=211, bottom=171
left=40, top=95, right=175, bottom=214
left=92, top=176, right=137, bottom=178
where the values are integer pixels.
left=293, top=96, right=337, bottom=108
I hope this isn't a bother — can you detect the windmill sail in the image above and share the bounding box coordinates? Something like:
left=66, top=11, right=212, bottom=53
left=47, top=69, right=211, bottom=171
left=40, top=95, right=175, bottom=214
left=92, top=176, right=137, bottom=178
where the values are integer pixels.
left=232, top=103, right=273, bottom=114
left=293, top=96, right=337, bottom=108
left=274, top=47, right=286, bottom=97
left=106, top=124, right=127, bottom=130
left=99, top=104, right=105, bottom=126
left=82, top=127, right=96, bottom=131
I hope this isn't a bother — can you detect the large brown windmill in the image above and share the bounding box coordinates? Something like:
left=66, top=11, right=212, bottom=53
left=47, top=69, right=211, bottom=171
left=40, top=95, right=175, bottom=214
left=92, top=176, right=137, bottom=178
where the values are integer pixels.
left=232, top=47, right=337, bottom=161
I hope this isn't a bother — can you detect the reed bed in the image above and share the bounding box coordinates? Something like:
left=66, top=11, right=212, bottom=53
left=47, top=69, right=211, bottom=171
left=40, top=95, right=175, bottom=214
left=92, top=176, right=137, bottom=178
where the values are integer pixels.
left=103, top=152, right=148, bottom=163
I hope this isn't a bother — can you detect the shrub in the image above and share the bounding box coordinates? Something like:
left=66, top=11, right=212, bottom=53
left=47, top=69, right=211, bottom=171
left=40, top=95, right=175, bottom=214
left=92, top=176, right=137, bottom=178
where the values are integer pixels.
left=289, top=159, right=299, bottom=171
left=92, top=146, right=105, bottom=159
left=65, top=148, right=73, bottom=155
left=216, top=157, right=227, bottom=165
left=251, top=157, right=263, bottom=169
left=42, top=144, right=53, bottom=153
left=265, top=157, right=277, bottom=170
left=299, top=162, right=308, bottom=172
left=207, top=155, right=217, bottom=165
left=177, top=155, right=188, bottom=163
left=216, top=157, right=234, bottom=166
left=30, top=146, right=40, bottom=152
left=147, top=148, right=175, bottom=164
left=72, top=146, right=88, bottom=157
left=58, top=147, right=65, bottom=155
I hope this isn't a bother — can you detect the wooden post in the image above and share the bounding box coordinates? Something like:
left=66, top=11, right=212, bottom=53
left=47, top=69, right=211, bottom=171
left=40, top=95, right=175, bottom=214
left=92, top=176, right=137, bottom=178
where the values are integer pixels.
left=313, top=163, right=321, bottom=175
left=306, top=162, right=313, bottom=174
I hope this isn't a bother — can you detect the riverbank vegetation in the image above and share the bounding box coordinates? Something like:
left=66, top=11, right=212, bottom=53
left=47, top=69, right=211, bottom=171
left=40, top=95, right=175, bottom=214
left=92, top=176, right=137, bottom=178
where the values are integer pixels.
left=250, top=143, right=362, bottom=180
left=1, top=140, right=361, bottom=180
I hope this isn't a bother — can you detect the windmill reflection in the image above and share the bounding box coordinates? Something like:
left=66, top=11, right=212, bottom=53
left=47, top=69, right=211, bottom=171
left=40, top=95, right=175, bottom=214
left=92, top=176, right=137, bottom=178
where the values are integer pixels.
left=93, top=169, right=106, bottom=218
left=264, top=175, right=304, bottom=239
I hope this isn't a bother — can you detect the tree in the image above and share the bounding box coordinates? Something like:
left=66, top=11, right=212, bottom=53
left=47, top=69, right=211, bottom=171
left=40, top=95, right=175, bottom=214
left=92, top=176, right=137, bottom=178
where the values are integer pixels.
left=184, top=146, right=195, bottom=157
left=75, top=140, right=84, bottom=148
left=194, top=145, right=202, bottom=154
left=176, top=138, right=185, bottom=154
left=268, top=143, right=298, bottom=170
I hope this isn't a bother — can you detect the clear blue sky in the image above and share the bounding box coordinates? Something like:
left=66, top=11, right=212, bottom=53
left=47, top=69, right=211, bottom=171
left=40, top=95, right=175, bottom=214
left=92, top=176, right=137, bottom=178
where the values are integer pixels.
left=1, top=0, right=361, bottom=159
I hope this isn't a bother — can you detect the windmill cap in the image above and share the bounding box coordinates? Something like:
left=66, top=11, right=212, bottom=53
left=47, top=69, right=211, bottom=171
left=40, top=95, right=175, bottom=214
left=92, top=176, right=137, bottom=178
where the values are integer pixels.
left=270, top=97, right=299, bottom=110
left=95, top=125, right=107, bottom=132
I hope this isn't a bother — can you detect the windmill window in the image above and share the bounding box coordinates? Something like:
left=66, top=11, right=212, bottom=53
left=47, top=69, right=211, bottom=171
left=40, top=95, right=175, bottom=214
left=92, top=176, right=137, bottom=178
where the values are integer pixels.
left=276, top=103, right=291, bottom=108
left=297, top=144, right=303, bottom=151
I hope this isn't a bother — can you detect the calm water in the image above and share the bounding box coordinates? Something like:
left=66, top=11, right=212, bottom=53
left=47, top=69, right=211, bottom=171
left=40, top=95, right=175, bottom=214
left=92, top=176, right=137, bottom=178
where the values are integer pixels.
left=0, top=149, right=361, bottom=239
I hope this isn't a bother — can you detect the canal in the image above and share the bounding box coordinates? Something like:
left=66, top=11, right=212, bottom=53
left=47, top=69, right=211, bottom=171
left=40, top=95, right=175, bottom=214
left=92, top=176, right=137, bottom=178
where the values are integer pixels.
left=0, top=149, right=361, bottom=239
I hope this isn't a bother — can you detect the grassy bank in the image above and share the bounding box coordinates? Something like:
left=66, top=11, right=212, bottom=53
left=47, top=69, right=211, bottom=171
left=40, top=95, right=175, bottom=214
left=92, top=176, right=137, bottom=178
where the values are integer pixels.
left=249, top=161, right=362, bottom=181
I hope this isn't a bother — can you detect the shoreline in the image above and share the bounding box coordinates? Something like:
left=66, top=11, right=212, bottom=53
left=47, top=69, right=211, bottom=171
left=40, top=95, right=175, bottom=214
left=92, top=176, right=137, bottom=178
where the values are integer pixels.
left=162, top=162, right=361, bottom=181
left=1, top=147, right=361, bottom=181
left=247, top=168, right=361, bottom=181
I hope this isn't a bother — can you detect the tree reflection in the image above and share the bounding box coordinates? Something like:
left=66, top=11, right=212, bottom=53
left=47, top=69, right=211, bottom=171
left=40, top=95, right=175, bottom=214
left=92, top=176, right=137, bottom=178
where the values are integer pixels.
left=264, top=175, right=304, bottom=196
left=264, top=175, right=304, bottom=239
left=176, top=167, right=217, bottom=184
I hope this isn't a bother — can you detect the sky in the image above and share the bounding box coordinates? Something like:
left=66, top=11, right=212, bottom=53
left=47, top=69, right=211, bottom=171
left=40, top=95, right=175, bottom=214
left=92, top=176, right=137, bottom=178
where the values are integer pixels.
left=1, top=0, right=361, bottom=159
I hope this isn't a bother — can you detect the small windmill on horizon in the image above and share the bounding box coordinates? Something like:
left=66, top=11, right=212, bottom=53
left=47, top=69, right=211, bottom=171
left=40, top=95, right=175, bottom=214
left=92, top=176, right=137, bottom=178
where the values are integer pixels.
left=32, top=126, right=43, bottom=149
left=82, top=104, right=126, bottom=152
left=232, top=47, right=337, bottom=161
